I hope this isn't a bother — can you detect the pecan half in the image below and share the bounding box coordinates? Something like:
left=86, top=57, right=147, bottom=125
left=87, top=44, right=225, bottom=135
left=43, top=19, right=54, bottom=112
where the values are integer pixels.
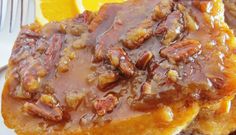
left=93, top=94, right=118, bottom=116
left=23, top=102, right=63, bottom=121
left=160, top=39, right=201, bottom=63
left=107, top=48, right=134, bottom=78
left=45, top=34, right=63, bottom=70
left=136, top=51, right=153, bottom=70
left=154, top=11, right=184, bottom=46
left=121, top=20, right=154, bottom=49
left=98, top=71, right=119, bottom=90
left=152, top=0, right=174, bottom=21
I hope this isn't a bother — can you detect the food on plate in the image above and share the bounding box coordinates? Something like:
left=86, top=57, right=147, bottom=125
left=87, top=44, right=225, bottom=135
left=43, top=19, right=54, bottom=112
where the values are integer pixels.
left=178, top=1, right=236, bottom=135
left=225, top=0, right=236, bottom=33
left=2, top=0, right=236, bottom=134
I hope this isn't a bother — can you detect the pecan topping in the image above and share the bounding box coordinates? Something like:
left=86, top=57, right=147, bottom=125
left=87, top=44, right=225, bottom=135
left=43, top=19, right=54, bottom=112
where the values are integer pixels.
left=209, top=77, right=224, bottom=89
left=65, top=91, right=85, bottom=110
left=121, top=20, right=154, bottom=49
left=45, top=34, right=63, bottom=70
left=93, top=94, right=118, bottom=116
left=22, top=75, right=40, bottom=93
left=136, top=51, right=153, bottom=70
left=40, top=94, right=58, bottom=107
left=141, top=82, right=152, bottom=95
left=167, top=69, right=179, bottom=82
left=57, top=48, right=76, bottom=73
left=107, top=48, right=134, bottom=78
left=160, top=39, right=201, bottom=63
left=98, top=71, right=119, bottom=90
left=178, top=4, right=199, bottom=31
left=154, top=11, right=184, bottom=45
left=11, top=86, right=31, bottom=99
left=152, top=0, right=174, bottom=21
left=23, top=102, right=63, bottom=121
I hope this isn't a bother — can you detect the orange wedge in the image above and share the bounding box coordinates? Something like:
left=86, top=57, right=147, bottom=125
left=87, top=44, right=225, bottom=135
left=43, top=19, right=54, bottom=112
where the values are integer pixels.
left=82, top=0, right=126, bottom=12
left=36, top=0, right=81, bottom=25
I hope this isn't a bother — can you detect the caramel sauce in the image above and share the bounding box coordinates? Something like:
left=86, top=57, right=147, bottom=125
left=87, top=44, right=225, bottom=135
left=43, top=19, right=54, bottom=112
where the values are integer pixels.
left=2, top=0, right=236, bottom=134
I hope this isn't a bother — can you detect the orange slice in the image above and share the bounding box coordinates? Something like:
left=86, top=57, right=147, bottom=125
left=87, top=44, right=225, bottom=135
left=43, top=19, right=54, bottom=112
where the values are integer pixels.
left=82, top=0, right=126, bottom=12
left=36, top=0, right=81, bottom=25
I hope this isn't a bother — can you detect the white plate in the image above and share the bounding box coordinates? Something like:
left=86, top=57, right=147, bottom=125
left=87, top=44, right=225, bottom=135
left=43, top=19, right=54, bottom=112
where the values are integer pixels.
left=0, top=70, right=15, bottom=135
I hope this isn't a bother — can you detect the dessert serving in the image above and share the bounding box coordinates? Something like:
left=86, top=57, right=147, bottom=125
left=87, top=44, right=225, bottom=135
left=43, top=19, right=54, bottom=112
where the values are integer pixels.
left=2, top=0, right=236, bottom=134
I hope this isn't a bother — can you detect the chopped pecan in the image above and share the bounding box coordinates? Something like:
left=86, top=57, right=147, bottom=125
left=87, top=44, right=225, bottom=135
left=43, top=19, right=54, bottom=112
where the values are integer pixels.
left=121, top=20, right=154, bottom=49
left=23, top=102, right=63, bottom=121
left=178, top=4, right=199, bottom=31
left=160, top=39, right=201, bottom=63
left=45, top=34, right=63, bottom=70
left=107, top=48, right=121, bottom=67
left=65, top=91, right=85, bottom=110
left=40, top=94, right=58, bottom=107
left=63, top=23, right=87, bottom=36
left=36, top=66, right=48, bottom=77
left=152, top=0, right=174, bottom=21
left=22, top=75, right=40, bottom=93
left=107, top=48, right=134, bottom=78
left=136, top=51, right=153, bottom=70
left=98, top=71, right=119, bottom=90
left=209, top=77, right=224, bottom=89
left=57, top=47, right=76, bottom=73
left=119, top=57, right=135, bottom=78
left=167, top=69, right=179, bottom=82
left=72, top=33, right=87, bottom=49
left=11, top=86, right=31, bottom=99
left=57, top=57, right=70, bottom=73
left=147, top=61, right=160, bottom=77
left=93, top=94, right=118, bottom=116
left=154, top=11, right=184, bottom=46
left=141, top=82, right=152, bottom=95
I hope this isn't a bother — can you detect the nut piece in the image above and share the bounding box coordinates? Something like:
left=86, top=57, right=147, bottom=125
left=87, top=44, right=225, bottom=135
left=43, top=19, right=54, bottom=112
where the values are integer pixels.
left=154, top=11, right=184, bottom=46
left=178, top=4, right=199, bottom=31
left=40, top=94, right=58, bottom=107
left=11, top=86, right=31, bottom=99
left=23, top=102, right=63, bottom=121
left=107, top=48, right=135, bottom=78
left=121, top=20, right=153, bottom=49
left=98, top=71, right=119, bottom=90
left=141, top=82, right=152, bottom=95
left=93, top=94, right=118, bottom=116
left=72, top=34, right=87, bottom=49
left=160, top=39, right=201, bottom=63
left=136, top=51, right=153, bottom=70
left=167, top=70, right=179, bottom=82
left=152, top=0, right=174, bottom=21
left=57, top=47, right=76, bottom=73
left=209, top=77, right=224, bottom=89
left=65, top=91, right=85, bottom=110
left=23, top=75, right=40, bottom=92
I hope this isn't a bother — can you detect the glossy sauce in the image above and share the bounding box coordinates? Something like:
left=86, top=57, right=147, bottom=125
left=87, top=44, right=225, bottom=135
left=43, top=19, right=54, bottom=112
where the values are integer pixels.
left=2, top=0, right=236, bottom=133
